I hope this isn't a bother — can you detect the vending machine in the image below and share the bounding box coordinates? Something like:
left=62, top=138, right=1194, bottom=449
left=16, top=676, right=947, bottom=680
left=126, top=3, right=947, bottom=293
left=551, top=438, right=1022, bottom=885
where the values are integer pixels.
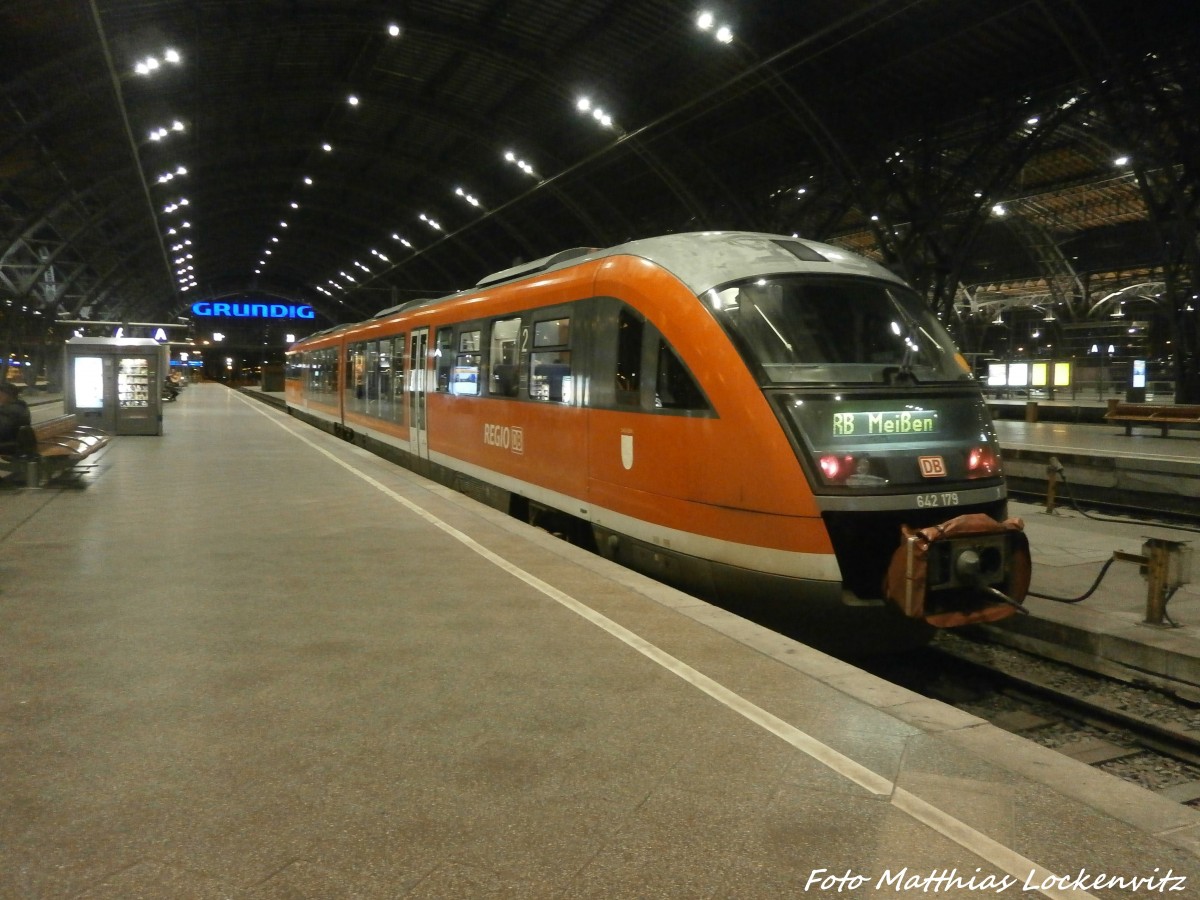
left=64, top=337, right=167, bottom=435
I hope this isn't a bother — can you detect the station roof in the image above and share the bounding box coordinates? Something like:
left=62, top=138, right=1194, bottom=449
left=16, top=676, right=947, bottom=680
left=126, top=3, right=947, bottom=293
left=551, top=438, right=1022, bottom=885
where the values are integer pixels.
left=2, top=0, right=1197, bottom=327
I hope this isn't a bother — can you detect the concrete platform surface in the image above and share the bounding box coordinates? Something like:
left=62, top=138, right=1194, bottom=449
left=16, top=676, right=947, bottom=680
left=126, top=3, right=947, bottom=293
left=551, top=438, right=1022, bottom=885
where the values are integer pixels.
left=3, top=383, right=1200, bottom=898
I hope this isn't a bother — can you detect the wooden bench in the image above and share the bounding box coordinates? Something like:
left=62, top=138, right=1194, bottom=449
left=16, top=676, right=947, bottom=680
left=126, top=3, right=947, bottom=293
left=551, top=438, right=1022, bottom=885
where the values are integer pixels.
left=1104, top=402, right=1200, bottom=437
left=0, top=414, right=111, bottom=485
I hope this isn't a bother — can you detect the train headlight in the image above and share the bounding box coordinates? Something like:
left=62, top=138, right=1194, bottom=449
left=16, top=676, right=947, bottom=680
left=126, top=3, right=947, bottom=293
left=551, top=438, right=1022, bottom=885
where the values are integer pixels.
left=966, top=445, right=1001, bottom=478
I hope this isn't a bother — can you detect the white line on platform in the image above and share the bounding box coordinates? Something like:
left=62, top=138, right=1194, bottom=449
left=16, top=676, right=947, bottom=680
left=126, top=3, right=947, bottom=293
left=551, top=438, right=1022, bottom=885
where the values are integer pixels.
left=244, top=394, right=1097, bottom=899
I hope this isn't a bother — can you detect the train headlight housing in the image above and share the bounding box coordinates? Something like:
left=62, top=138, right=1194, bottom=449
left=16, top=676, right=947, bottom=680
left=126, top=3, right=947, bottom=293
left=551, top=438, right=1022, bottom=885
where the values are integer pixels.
left=966, top=445, right=1001, bottom=478
left=818, top=453, right=887, bottom=487
left=819, top=454, right=851, bottom=481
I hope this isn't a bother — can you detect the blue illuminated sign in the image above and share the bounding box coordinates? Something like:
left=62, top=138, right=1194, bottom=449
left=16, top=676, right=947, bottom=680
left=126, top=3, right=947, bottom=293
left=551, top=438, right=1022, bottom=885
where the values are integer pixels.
left=191, top=301, right=315, bottom=320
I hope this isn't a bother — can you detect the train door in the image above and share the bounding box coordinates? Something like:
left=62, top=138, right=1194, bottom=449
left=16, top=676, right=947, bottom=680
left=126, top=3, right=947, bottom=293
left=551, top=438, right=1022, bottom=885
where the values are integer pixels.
left=408, top=327, right=430, bottom=459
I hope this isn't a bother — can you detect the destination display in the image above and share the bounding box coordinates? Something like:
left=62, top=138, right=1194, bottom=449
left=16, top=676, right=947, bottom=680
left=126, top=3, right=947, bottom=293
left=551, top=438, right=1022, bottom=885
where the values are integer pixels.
left=832, top=408, right=938, bottom=437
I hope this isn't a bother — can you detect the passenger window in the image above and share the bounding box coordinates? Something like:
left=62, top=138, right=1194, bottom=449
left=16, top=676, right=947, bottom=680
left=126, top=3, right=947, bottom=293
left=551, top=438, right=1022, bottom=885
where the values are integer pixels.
left=452, top=330, right=482, bottom=396
left=616, top=308, right=643, bottom=406
left=488, top=317, right=521, bottom=397
left=530, top=316, right=572, bottom=403
left=656, top=340, right=708, bottom=411
left=434, top=329, right=455, bottom=391
left=305, top=347, right=339, bottom=402
left=376, top=340, right=394, bottom=420
left=390, top=335, right=406, bottom=422
left=348, top=343, right=366, bottom=411
left=534, top=318, right=569, bottom=347
left=365, top=341, right=380, bottom=413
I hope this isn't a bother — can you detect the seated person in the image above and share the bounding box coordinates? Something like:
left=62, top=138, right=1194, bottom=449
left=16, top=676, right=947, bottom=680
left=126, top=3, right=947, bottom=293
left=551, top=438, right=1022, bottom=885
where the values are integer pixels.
left=0, top=382, right=31, bottom=455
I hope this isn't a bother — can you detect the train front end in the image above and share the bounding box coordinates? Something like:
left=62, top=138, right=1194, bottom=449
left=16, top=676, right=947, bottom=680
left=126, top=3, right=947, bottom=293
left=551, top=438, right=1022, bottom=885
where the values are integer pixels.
left=702, top=248, right=1031, bottom=627
left=777, top=385, right=1029, bottom=626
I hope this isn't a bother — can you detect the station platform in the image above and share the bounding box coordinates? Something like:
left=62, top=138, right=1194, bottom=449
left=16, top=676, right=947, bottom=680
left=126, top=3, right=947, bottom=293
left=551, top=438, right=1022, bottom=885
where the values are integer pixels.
left=3, top=383, right=1200, bottom=896
left=987, top=417, right=1200, bottom=698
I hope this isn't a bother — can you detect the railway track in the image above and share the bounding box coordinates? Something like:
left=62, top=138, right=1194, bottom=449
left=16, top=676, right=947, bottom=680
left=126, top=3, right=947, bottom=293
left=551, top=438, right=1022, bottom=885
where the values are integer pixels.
left=862, top=632, right=1200, bottom=804
left=1006, top=484, right=1200, bottom=533
left=1003, top=442, right=1200, bottom=535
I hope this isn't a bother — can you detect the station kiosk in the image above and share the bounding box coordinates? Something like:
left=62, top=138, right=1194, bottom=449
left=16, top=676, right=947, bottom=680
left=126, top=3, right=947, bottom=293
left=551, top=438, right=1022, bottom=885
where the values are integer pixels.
left=64, top=337, right=167, bottom=435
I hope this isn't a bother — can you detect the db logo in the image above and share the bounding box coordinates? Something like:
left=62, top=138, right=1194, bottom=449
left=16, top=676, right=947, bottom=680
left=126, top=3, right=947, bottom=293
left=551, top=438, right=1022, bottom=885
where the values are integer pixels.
left=918, top=456, right=946, bottom=477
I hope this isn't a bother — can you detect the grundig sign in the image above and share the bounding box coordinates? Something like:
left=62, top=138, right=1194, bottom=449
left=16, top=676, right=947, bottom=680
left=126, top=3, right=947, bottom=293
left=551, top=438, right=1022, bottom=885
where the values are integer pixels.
left=191, top=301, right=315, bottom=320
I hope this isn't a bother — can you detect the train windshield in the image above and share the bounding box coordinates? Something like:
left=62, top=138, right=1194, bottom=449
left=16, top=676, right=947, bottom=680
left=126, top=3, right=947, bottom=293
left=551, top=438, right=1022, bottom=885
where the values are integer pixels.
left=704, top=276, right=969, bottom=384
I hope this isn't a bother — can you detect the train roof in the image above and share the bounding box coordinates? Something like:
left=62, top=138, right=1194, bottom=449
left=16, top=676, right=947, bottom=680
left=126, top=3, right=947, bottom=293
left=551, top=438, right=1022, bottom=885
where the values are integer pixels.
left=464, top=231, right=908, bottom=298
left=607, top=232, right=909, bottom=296
left=304, top=232, right=912, bottom=339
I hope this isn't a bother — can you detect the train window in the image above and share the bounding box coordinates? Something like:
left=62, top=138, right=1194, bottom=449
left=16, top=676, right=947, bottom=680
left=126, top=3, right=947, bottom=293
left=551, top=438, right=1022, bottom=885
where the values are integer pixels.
left=452, top=329, right=483, bottom=396
left=348, top=343, right=367, bottom=412
left=534, top=318, right=570, bottom=348
left=434, top=328, right=455, bottom=391
left=376, top=341, right=397, bottom=419
left=327, top=347, right=340, bottom=400
left=707, top=276, right=968, bottom=384
left=488, top=317, right=521, bottom=397
left=285, top=352, right=303, bottom=381
left=655, top=340, right=708, bottom=411
left=365, top=341, right=381, bottom=414
left=530, top=316, right=572, bottom=403
left=616, top=308, right=643, bottom=406
left=390, top=335, right=406, bottom=422
left=308, top=347, right=337, bottom=402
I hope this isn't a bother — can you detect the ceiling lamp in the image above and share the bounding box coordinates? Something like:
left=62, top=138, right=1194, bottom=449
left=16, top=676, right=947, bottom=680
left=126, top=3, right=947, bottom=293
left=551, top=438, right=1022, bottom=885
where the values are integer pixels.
left=503, top=150, right=537, bottom=177
left=134, top=48, right=183, bottom=76
left=696, top=11, right=733, bottom=43
left=454, top=187, right=482, bottom=208
left=575, top=96, right=614, bottom=129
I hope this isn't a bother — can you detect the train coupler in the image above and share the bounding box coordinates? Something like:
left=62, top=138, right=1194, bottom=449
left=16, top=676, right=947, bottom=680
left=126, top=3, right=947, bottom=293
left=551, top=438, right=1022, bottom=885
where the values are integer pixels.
left=882, top=513, right=1032, bottom=627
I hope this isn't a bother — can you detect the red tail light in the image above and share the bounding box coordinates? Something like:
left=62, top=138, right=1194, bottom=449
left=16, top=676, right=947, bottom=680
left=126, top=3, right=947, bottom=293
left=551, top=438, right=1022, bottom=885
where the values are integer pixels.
left=967, top=445, right=1000, bottom=477
left=819, top=454, right=856, bottom=482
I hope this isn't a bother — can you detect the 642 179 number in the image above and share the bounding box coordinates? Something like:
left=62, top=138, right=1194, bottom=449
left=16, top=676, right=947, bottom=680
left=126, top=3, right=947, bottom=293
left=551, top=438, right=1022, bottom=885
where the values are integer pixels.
left=916, top=492, right=959, bottom=508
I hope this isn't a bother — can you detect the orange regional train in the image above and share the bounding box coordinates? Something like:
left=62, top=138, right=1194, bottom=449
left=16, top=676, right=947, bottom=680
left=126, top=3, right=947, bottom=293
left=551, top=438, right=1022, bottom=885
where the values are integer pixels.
left=286, top=231, right=1030, bottom=646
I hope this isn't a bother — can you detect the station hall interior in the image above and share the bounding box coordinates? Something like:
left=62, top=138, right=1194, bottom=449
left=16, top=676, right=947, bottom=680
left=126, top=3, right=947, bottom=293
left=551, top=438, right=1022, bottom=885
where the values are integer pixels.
left=6, top=1, right=1200, bottom=898
left=1, top=0, right=1199, bottom=397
